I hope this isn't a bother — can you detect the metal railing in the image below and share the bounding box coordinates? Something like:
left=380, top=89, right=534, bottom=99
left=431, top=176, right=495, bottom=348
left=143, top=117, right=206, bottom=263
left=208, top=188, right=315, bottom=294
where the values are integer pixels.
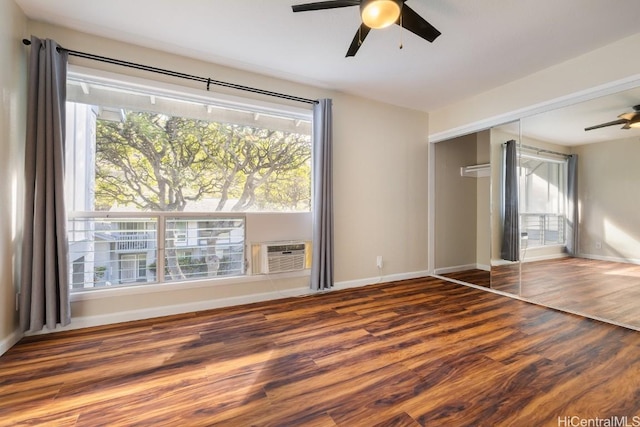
left=116, top=231, right=154, bottom=251
left=520, top=213, right=565, bottom=247
left=68, top=212, right=245, bottom=291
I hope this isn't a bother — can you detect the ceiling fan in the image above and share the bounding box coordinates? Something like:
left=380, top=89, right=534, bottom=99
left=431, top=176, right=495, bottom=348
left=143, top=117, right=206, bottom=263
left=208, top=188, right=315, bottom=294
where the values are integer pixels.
left=584, top=104, right=640, bottom=131
left=291, top=0, right=441, bottom=57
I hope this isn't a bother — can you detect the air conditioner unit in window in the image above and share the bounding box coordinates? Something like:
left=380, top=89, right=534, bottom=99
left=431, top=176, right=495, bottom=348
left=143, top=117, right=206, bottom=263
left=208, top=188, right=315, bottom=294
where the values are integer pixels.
left=260, top=241, right=306, bottom=274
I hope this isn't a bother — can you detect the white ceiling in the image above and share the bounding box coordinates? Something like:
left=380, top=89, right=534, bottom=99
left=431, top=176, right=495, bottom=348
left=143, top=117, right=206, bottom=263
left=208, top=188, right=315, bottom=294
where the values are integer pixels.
left=14, top=0, right=640, bottom=113
left=522, top=87, right=640, bottom=146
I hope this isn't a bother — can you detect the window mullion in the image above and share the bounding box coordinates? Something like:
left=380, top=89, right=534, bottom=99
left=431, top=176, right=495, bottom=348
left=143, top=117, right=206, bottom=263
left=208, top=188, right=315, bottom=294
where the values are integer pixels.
left=157, top=214, right=166, bottom=283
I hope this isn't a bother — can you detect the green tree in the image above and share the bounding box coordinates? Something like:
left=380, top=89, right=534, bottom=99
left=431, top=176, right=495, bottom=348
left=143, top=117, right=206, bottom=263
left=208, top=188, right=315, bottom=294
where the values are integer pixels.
left=95, top=111, right=311, bottom=280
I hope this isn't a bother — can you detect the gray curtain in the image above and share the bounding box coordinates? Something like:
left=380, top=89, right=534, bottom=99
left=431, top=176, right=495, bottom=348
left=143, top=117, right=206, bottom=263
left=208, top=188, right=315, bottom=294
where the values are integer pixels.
left=311, top=99, right=334, bottom=291
left=501, top=140, right=520, bottom=262
left=19, top=37, right=70, bottom=332
left=566, top=154, right=579, bottom=256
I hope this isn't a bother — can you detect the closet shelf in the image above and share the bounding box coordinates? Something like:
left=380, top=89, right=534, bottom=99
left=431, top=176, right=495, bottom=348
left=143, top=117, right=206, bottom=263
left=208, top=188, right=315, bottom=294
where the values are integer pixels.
left=460, top=163, right=490, bottom=178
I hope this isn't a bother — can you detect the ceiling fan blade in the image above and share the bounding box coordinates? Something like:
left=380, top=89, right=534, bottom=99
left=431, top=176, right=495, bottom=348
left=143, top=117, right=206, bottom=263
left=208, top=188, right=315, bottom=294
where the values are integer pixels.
left=292, top=0, right=359, bottom=12
left=584, top=119, right=628, bottom=131
left=346, top=24, right=372, bottom=57
left=397, top=4, right=441, bottom=42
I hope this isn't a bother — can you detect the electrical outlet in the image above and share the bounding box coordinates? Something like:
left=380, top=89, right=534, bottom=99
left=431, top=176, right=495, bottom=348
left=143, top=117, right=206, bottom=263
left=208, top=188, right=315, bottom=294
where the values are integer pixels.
left=376, top=256, right=383, bottom=269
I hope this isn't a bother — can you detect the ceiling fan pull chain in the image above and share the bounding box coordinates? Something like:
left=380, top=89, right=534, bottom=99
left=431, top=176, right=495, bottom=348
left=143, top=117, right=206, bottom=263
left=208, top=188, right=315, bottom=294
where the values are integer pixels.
left=399, top=13, right=403, bottom=49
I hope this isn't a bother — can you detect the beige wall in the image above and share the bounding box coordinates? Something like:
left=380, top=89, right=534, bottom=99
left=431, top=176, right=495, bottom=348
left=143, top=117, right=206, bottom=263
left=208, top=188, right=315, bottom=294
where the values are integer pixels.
left=0, top=0, right=28, bottom=351
left=434, top=134, right=478, bottom=270
left=429, top=33, right=640, bottom=138
left=572, top=137, right=640, bottom=261
left=22, top=22, right=429, bottom=330
left=434, top=130, right=490, bottom=273
left=331, top=92, right=429, bottom=281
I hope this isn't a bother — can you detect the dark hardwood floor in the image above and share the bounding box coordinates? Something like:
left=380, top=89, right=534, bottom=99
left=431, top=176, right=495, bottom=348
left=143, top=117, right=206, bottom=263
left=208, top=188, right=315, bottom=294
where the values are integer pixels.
left=441, top=269, right=491, bottom=288
left=520, top=257, right=640, bottom=327
left=1, top=277, right=640, bottom=426
left=443, top=257, right=640, bottom=328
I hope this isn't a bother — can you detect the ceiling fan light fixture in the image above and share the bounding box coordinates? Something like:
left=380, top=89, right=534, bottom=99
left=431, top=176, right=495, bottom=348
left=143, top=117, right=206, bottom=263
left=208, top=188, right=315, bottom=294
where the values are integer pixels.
left=360, top=0, right=402, bottom=29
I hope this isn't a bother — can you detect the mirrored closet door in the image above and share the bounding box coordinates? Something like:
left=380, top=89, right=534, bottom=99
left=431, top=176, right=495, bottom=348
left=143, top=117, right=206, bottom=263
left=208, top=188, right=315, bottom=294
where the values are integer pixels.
left=515, top=86, right=640, bottom=328
left=435, top=83, right=640, bottom=330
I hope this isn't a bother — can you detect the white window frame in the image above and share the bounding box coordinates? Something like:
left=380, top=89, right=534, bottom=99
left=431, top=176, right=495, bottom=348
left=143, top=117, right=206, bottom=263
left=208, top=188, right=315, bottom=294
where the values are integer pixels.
left=68, top=65, right=313, bottom=129
left=518, top=152, right=568, bottom=248
left=66, top=66, right=313, bottom=297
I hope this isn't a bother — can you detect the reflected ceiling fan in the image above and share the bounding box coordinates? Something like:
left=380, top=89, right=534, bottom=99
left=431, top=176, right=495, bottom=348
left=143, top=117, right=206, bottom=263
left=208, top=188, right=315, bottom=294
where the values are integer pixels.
left=291, top=0, right=441, bottom=57
left=584, top=104, right=640, bottom=131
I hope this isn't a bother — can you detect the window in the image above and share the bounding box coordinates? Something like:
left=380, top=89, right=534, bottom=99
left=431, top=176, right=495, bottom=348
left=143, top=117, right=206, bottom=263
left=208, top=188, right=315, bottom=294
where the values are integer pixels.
left=120, top=253, right=147, bottom=283
left=65, top=70, right=312, bottom=291
left=71, top=256, right=85, bottom=289
left=518, top=154, right=567, bottom=247
left=69, top=216, right=157, bottom=288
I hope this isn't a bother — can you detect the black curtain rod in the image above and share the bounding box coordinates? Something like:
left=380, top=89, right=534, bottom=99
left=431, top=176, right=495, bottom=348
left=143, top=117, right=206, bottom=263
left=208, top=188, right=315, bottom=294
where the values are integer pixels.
left=22, top=38, right=318, bottom=105
left=503, top=141, right=570, bottom=158
left=520, top=144, right=570, bottom=158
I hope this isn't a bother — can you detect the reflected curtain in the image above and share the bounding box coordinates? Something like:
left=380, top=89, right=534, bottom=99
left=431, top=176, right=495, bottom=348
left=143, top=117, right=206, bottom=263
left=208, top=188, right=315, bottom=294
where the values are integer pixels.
left=311, top=99, right=334, bottom=291
left=501, top=139, right=520, bottom=262
left=566, top=154, right=578, bottom=255
left=19, top=36, right=70, bottom=332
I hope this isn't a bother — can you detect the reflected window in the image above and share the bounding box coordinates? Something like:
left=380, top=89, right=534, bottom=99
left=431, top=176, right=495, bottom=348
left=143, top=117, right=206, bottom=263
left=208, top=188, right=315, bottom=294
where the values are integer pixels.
left=518, top=155, right=567, bottom=247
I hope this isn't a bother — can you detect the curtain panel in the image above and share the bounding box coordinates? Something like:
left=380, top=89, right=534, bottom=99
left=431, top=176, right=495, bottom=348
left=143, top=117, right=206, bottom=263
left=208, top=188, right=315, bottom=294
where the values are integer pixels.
left=19, top=36, right=70, bottom=332
left=311, top=99, right=334, bottom=291
left=566, top=154, right=579, bottom=256
left=501, top=139, right=520, bottom=262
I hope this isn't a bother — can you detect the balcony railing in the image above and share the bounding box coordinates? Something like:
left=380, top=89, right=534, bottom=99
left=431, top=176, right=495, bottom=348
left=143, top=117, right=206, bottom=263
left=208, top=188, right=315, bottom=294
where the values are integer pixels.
left=520, top=213, right=565, bottom=247
left=116, top=231, right=154, bottom=251
left=68, top=213, right=245, bottom=291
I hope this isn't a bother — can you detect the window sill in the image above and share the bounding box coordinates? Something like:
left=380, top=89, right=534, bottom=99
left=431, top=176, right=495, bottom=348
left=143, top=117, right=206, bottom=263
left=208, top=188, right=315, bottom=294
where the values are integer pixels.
left=69, top=269, right=311, bottom=302
left=523, top=244, right=566, bottom=250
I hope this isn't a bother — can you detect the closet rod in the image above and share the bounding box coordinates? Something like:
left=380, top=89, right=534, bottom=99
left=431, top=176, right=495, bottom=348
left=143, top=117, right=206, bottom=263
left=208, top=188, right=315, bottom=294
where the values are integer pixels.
left=22, top=38, right=318, bottom=105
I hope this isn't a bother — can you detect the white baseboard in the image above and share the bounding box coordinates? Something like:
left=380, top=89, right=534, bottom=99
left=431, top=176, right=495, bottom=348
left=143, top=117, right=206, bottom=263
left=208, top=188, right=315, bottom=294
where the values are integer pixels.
left=26, top=286, right=314, bottom=336
left=476, top=263, right=491, bottom=272
left=521, top=252, right=568, bottom=263
left=333, top=270, right=431, bottom=291
left=0, top=329, right=23, bottom=357
left=578, top=253, right=640, bottom=265
left=491, top=259, right=518, bottom=266
left=491, top=252, right=567, bottom=266
left=433, top=264, right=477, bottom=275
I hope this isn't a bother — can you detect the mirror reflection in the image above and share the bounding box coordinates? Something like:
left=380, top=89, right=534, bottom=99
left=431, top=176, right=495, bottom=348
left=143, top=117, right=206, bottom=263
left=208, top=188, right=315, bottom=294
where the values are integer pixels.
left=436, top=85, right=640, bottom=329
left=515, top=86, right=640, bottom=328
left=434, top=130, right=491, bottom=288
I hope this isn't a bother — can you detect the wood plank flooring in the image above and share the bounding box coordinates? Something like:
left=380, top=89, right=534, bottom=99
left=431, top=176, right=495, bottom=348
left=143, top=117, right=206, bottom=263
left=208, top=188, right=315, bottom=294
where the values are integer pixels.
left=444, top=257, right=640, bottom=328
left=441, top=269, right=491, bottom=288
left=520, top=257, right=640, bottom=327
left=1, top=277, right=640, bottom=426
